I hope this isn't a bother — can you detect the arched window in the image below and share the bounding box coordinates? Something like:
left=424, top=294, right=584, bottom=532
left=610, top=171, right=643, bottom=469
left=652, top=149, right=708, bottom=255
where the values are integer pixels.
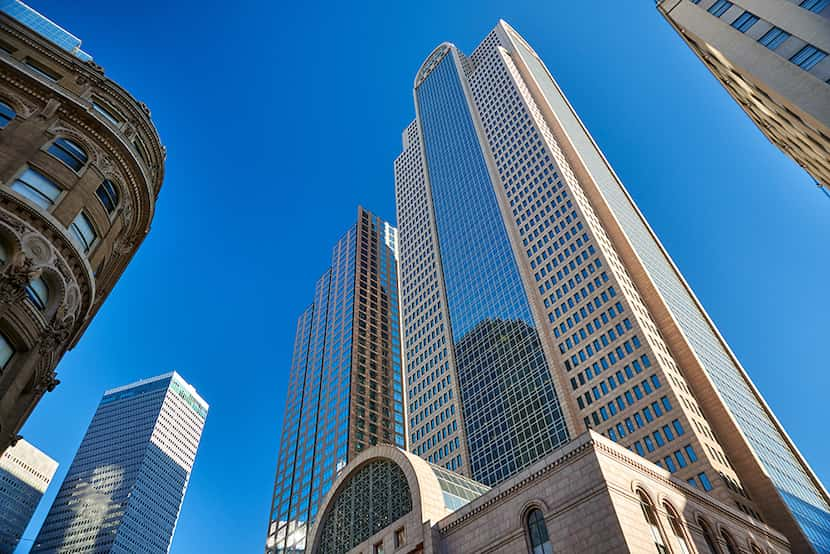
left=721, top=530, right=739, bottom=554
left=0, top=239, right=7, bottom=264
left=664, top=502, right=692, bottom=554
left=526, top=508, right=553, bottom=554
left=25, top=276, right=48, bottom=310
left=638, top=491, right=669, bottom=554
left=0, top=331, right=13, bottom=369
left=699, top=518, right=721, bottom=554
left=0, top=100, right=15, bottom=127
left=48, top=137, right=87, bottom=171
left=96, top=179, right=119, bottom=214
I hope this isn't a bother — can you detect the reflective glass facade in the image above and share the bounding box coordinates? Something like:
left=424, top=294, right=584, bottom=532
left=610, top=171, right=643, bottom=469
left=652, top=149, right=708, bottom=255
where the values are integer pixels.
left=414, top=50, right=568, bottom=486
left=32, top=373, right=207, bottom=553
left=267, top=208, right=404, bottom=554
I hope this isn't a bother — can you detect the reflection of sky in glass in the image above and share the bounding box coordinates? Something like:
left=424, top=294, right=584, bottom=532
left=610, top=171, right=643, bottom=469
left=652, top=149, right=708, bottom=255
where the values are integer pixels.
left=417, top=51, right=568, bottom=486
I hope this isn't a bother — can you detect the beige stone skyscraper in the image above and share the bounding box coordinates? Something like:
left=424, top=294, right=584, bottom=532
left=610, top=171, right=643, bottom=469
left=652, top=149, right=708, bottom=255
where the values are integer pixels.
left=658, top=0, right=830, bottom=191
left=394, top=20, right=829, bottom=553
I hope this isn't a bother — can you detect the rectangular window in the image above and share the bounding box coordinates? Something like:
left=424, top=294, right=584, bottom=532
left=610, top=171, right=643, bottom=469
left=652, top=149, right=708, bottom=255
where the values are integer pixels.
left=634, top=441, right=645, bottom=456
left=69, top=212, right=97, bottom=254
left=800, top=0, right=830, bottom=13
left=0, top=332, right=13, bottom=369
left=708, top=0, right=733, bottom=16
left=698, top=472, right=713, bottom=491
left=685, top=445, right=698, bottom=463
left=664, top=456, right=677, bottom=472
left=758, top=27, right=791, bottom=50
left=675, top=450, right=688, bottom=468
left=92, top=100, right=122, bottom=126
left=394, top=527, right=405, bottom=548
left=24, top=58, right=61, bottom=81
left=11, top=168, right=61, bottom=209
left=672, top=419, right=685, bottom=436
left=731, top=11, right=759, bottom=32
left=373, top=542, right=385, bottom=554
left=790, top=45, right=828, bottom=71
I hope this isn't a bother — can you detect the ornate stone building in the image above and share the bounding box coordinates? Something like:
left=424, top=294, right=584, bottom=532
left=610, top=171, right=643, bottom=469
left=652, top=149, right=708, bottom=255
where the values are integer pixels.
left=0, top=2, right=164, bottom=453
left=306, top=432, right=791, bottom=554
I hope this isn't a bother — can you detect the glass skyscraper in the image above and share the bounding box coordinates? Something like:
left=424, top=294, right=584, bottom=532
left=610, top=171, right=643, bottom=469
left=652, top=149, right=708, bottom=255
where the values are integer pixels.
left=266, top=207, right=404, bottom=554
left=0, top=440, right=57, bottom=553
left=394, top=20, right=829, bottom=553
left=31, top=372, right=208, bottom=553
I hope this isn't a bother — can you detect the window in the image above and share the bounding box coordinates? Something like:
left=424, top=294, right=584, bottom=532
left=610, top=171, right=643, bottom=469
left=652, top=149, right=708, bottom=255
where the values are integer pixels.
left=0, top=100, right=15, bottom=127
left=758, top=27, right=790, bottom=50
left=800, top=0, right=830, bottom=13
left=394, top=527, right=405, bottom=548
left=790, top=45, right=827, bottom=71
left=664, top=503, right=691, bottom=554
left=699, top=519, right=721, bottom=554
left=721, top=530, right=739, bottom=554
left=69, top=212, right=97, bottom=253
left=24, top=58, right=60, bottom=81
left=731, top=11, right=758, bottom=32
left=638, top=491, right=669, bottom=554
left=708, top=0, right=733, bottom=16
left=698, top=472, right=713, bottom=491
left=373, top=542, right=384, bottom=554
left=92, top=100, right=122, bottom=126
left=526, top=508, right=553, bottom=554
left=26, top=276, right=48, bottom=310
left=0, top=331, right=13, bottom=369
left=48, top=138, right=88, bottom=171
left=11, top=168, right=61, bottom=209
left=96, top=179, right=119, bottom=214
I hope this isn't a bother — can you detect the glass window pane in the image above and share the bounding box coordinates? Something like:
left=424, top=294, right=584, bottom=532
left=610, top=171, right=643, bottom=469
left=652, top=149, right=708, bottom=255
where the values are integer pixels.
left=0, top=332, right=13, bottom=368
left=12, top=168, right=61, bottom=209
left=70, top=212, right=97, bottom=253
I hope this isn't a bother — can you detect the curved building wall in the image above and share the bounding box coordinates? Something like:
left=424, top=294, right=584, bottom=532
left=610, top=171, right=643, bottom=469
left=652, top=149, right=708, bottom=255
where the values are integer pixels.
left=0, top=8, right=164, bottom=453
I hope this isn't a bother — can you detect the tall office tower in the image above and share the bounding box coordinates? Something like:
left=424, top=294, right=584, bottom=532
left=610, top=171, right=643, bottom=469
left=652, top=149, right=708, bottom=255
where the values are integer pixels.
left=265, top=207, right=404, bottom=554
left=31, top=372, right=207, bottom=553
left=0, top=439, right=57, bottom=553
left=394, top=20, right=829, bottom=553
left=0, top=0, right=165, bottom=453
left=658, top=0, right=830, bottom=191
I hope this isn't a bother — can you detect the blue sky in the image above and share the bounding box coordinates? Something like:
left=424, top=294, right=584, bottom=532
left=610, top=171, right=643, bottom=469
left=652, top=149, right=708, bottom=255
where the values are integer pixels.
left=14, top=1, right=830, bottom=552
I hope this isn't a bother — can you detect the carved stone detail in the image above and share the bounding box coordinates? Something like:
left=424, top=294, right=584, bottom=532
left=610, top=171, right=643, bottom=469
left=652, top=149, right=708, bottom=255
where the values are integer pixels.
left=0, top=252, right=40, bottom=305
left=38, top=98, right=61, bottom=120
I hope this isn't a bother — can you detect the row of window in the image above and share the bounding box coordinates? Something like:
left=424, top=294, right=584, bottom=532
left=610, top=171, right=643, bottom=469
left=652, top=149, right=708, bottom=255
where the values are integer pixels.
left=696, top=0, right=830, bottom=72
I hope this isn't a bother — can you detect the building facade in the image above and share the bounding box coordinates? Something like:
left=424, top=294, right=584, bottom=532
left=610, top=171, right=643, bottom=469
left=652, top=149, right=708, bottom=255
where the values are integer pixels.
left=394, top=21, right=829, bottom=552
left=657, top=0, right=830, bottom=191
left=31, top=372, right=207, bottom=553
left=266, top=207, right=404, bottom=554
left=306, top=433, right=791, bottom=554
left=0, top=438, right=56, bottom=553
left=0, top=0, right=165, bottom=453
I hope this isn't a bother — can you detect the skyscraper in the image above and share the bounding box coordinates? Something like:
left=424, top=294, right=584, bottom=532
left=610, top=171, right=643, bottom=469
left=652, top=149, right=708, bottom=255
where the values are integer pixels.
left=0, top=0, right=166, bottom=453
left=394, top=20, right=829, bottom=553
left=265, top=207, right=404, bottom=554
left=657, top=0, right=830, bottom=191
left=0, top=439, right=57, bottom=553
left=31, top=372, right=207, bottom=553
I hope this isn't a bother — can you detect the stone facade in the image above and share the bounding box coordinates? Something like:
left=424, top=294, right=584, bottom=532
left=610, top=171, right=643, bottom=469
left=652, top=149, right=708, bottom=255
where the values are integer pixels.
left=657, top=0, right=830, bottom=190
left=307, top=432, right=791, bottom=554
left=0, top=5, right=164, bottom=452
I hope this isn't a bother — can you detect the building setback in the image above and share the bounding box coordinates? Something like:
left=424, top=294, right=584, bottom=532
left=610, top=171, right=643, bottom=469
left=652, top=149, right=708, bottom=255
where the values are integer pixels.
left=0, top=0, right=166, bottom=453
left=0, top=439, right=56, bottom=553
left=394, top=20, right=829, bottom=553
left=265, top=207, right=404, bottom=554
left=657, top=0, right=830, bottom=191
left=31, top=372, right=207, bottom=553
